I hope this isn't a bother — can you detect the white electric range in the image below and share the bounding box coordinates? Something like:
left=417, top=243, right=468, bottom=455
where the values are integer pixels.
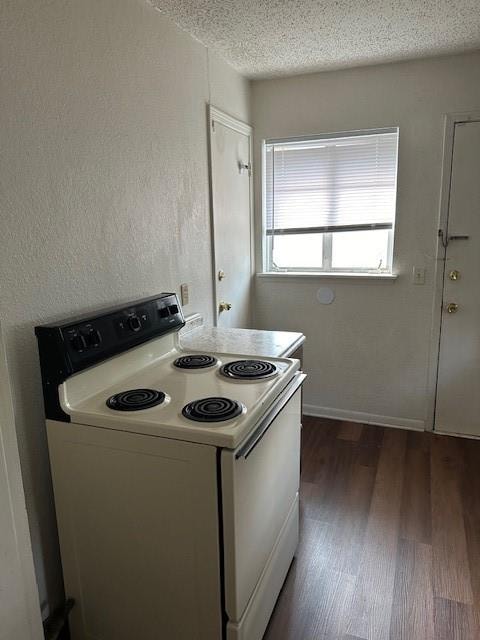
left=36, top=293, right=306, bottom=640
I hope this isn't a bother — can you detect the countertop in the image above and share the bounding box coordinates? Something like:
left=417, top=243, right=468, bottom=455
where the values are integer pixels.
left=180, top=326, right=305, bottom=359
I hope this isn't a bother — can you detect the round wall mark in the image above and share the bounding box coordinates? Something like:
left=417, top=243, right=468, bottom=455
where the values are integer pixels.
left=316, top=287, right=335, bottom=305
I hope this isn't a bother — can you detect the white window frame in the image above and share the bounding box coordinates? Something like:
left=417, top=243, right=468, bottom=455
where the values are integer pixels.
left=261, top=128, right=398, bottom=275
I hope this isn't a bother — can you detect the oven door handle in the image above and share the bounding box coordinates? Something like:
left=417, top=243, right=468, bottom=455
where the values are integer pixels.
left=235, top=372, right=306, bottom=460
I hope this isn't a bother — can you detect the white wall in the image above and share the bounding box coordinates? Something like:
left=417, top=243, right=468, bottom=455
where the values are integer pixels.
left=0, top=0, right=249, bottom=617
left=252, top=52, right=480, bottom=428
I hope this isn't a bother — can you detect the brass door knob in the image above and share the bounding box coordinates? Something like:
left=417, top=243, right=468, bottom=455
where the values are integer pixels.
left=449, top=270, right=460, bottom=281
left=219, top=301, right=232, bottom=313
left=446, top=303, right=459, bottom=313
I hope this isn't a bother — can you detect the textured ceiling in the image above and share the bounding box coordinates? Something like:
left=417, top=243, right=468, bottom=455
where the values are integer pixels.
left=149, top=0, right=480, bottom=78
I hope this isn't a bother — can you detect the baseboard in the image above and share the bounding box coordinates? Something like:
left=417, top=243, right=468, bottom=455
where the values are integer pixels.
left=434, top=428, right=480, bottom=441
left=303, top=404, right=425, bottom=432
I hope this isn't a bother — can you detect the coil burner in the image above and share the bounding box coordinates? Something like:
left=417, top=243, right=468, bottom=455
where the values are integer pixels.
left=220, top=360, right=278, bottom=380
left=106, top=389, right=166, bottom=411
left=174, top=354, right=218, bottom=369
left=182, top=397, right=243, bottom=422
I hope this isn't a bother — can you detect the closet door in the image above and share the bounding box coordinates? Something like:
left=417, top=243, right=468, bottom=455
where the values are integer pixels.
left=209, top=106, right=253, bottom=328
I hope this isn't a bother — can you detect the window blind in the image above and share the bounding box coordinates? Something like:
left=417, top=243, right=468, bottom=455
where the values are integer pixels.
left=265, top=130, right=399, bottom=235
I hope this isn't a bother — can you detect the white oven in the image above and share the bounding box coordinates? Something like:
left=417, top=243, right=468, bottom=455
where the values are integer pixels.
left=36, top=293, right=306, bottom=640
left=222, top=378, right=304, bottom=640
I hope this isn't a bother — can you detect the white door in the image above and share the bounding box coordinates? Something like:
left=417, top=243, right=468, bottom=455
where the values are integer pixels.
left=209, top=107, right=253, bottom=328
left=435, top=120, right=480, bottom=437
left=0, top=326, right=43, bottom=640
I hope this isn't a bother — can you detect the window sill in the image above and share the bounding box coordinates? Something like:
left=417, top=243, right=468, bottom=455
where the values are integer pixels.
left=257, top=271, right=398, bottom=281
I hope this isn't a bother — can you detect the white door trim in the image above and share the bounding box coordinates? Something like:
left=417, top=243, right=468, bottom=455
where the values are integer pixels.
left=207, top=105, right=254, bottom=326
left=209, top=105, right=252, bottom=137
left=0, top=322, right=43, bottom=639
left=426, top=111, right=480, bottom=431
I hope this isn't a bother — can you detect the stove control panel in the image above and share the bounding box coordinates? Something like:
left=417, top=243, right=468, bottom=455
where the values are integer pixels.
left=35, top=293, right=185, bottom=420
left=36, top=293, right=185, bottom=364
left=60, top=294, right=184, bottom=365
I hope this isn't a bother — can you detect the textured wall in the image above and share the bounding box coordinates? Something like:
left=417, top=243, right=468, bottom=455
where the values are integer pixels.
left=0, top=0, right=249, bottom=616
left=252, top=52, right=480, bottom=427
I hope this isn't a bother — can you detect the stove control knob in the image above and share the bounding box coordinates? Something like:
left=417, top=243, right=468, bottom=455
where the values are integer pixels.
left=70, top=334, right=87, bottom=352
left=84, top=328, right=102, bottom=347
left=128, top=315, right=142, bottom=332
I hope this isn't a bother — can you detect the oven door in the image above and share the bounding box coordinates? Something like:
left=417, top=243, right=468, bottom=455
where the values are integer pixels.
left=221, top=372, right=305, bottom=626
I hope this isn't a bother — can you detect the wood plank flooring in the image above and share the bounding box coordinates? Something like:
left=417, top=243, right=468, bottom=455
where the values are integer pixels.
left=263, top=417, right=480, bottom=640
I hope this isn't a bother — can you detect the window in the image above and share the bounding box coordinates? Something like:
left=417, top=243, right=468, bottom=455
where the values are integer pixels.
left=262, top=128, right=399, bottom=274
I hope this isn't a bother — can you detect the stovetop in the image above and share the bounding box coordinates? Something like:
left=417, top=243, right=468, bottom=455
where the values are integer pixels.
left=36, top=293, right=301, bottom=449
left=59, top=336, right=299, bottom=449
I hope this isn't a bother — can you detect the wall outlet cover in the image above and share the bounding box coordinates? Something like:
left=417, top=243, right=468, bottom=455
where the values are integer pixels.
left=180, top=283, right=189, bottom=305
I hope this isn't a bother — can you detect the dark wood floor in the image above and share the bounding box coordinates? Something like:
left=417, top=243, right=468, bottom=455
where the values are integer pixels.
left=264, top=417, right=480, bottom=640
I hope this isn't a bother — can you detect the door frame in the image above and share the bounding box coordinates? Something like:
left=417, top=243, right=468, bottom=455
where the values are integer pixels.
left=207, top=105, right=254, bottom=327
left=0, top=322, right=43, bottom=639
left=426, top=110, right=480, bottom=432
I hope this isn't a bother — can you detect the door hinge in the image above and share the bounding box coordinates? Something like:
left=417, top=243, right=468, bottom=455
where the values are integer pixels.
left=438, top=228, right=470, bottom=248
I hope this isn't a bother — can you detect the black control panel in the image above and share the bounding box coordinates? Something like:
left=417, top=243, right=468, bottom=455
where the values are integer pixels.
left=35, top=293, right=185, bottom=422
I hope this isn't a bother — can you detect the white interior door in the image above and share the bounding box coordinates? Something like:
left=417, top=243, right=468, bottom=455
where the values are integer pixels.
left=0, top=325, right=43, bottom=640
left=435, top=119, right=480, bottom=437
left=209, top=107, right=253, bottom=328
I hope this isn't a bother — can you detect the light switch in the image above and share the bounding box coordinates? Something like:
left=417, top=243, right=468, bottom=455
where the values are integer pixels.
left=413, top=267, right=425, bottom=285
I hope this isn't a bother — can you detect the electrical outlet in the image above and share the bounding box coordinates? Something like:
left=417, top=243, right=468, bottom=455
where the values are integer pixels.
left=413, top=267, right=425, bottom=285
left=180, top=283, right=189, bottom=305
